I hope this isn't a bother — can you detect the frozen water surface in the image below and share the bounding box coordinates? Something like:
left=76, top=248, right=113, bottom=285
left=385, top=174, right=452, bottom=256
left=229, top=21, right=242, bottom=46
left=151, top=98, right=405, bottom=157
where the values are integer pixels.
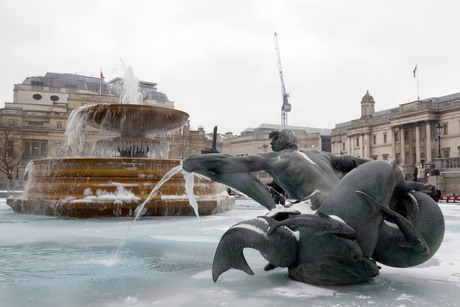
left=0, top=199, right=459, bottom=306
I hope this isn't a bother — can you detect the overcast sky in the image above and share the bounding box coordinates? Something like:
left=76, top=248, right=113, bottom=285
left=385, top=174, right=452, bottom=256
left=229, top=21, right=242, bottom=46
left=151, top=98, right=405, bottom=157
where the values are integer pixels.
left=1, top=0, right=459, bottom=134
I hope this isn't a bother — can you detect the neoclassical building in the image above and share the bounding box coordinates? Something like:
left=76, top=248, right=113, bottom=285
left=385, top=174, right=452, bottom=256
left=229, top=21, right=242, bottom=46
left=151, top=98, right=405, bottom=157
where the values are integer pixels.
left=0, top=73, right=212, bottom=185
left=331, top=91, right=460, bottom=189
left=221, top=123, right=331, bottom=156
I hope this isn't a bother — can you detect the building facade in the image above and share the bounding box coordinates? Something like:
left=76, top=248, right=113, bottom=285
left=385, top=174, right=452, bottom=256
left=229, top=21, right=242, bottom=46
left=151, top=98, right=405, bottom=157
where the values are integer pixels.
left=221, top=123, right=331, bottom=156
left=331, top=91, right=460, bottom=193
left=0, top=73, right=212, bottom=185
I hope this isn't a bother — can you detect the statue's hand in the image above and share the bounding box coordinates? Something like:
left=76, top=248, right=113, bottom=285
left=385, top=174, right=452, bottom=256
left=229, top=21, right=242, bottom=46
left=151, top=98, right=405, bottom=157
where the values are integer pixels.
left=182, top=155, right=195, bottom=173
left=183, top=154, right=203, bottom=173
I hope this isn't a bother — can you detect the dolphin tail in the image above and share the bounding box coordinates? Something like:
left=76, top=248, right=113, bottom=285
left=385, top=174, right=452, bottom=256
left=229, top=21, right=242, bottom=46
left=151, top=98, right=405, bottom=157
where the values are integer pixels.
left=212, top=218, right=298, bottom=282
left=356, top=190, right=429, bottom=255
left=212, top=226, right=255, bottom=282
left=372, top=191, right=445, bottom=267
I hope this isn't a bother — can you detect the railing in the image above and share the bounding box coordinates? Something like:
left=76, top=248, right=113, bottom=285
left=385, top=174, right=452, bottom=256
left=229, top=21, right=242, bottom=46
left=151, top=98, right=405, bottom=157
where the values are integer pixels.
left=441, top=157, right=460, bottom=169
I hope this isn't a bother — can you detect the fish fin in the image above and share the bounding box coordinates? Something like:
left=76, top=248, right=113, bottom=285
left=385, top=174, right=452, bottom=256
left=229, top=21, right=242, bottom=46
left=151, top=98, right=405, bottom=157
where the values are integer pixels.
left=258, top=215, right=279, bottom=235
left=357, top=191, right=430, bottom=255
left=264, top=262, right=277, bottom=271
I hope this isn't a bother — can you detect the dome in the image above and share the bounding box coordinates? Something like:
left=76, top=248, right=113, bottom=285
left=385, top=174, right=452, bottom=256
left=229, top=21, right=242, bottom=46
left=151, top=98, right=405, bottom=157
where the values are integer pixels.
left=361, top=90, right=375, bottom=104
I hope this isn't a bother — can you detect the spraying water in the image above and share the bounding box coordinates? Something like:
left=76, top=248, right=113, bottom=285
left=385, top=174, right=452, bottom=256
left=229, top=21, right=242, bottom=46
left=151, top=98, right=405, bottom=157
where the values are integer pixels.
left=114, top=164, right=201, bottom=262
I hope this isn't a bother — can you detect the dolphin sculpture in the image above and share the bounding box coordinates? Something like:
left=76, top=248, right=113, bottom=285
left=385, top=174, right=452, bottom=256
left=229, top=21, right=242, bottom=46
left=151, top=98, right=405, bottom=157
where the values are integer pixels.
left=211, top=160, right=445, bottom=285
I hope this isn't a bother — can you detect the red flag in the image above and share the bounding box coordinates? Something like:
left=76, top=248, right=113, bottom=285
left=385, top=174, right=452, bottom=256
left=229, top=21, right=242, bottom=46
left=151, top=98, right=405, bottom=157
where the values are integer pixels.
left=100, top=70, right=105, bottom=79
left=413, top=65, right=417, bottom=78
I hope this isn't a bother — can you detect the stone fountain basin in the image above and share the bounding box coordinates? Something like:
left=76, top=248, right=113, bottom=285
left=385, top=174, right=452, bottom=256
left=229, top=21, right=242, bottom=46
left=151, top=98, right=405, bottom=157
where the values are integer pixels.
left=82, top=104, right=189, bottom=137
left=7, top=158, right=234, bottom=218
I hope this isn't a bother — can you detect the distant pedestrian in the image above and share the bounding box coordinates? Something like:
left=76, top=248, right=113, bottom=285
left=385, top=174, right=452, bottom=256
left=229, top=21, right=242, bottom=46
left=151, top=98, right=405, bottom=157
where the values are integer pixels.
left=427, top=184, right=441, bottom=202
left=266, top=180, right=286, bottom=205
left=413, top=167, right=418, bottom=182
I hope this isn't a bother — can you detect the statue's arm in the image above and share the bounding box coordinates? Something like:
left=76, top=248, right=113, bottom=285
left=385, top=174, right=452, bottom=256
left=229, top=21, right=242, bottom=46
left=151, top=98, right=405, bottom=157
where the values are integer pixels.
left=183, top=153, right=272, bottom=174
left=325, top=153, right=370, bottom=172
left=182, top=153, right=276, bottom=210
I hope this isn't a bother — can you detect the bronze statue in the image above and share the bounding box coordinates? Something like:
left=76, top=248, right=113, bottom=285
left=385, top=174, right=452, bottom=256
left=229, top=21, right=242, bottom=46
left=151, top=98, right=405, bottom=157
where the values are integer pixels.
left=182, top=130, right=445, bottom=285
left=184, top=130, right=368, bottom=210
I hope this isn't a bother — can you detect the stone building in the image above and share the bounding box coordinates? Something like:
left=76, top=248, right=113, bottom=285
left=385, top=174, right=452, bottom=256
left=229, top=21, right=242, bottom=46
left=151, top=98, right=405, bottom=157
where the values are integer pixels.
left=331, top=91, right=460, bottom=194
left=221, top=123, right=331, bottom=156
left=0, top=72, right=212, bottom=185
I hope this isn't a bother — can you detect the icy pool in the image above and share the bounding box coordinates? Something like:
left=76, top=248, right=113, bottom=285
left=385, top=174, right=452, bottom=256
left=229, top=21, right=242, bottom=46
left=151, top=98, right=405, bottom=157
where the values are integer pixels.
left=0, top=199, right=459, bottom=306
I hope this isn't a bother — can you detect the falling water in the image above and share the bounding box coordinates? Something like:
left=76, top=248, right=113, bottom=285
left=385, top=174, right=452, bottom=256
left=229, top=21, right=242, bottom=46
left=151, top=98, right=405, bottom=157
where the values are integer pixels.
left=133, top=164, right=183, bottom=220
left=113, top=164, right=201, bottom=262
left=183, top=169, right=200, bottom=220
left=63, top=106, right=90, bottom=157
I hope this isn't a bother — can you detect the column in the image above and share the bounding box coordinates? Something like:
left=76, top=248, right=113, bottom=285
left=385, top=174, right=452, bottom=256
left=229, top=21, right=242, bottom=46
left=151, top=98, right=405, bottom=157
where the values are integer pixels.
left=415, top=123, right=421, bottom=164
left=348, top=136, right=352, bottom=155
left=426, top=122, right=432, bottom=163
left=391, top=126, right=397, bottom=160
left=359, top=134, right=364, bottom=158
left=400, top=127, right=405, bottom=165
left=364, top=133, right=370, bottom=158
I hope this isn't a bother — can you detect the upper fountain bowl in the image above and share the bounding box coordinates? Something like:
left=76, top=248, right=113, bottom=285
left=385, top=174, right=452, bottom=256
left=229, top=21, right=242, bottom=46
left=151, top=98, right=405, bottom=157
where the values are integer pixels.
left=82, top=104, right=189, bottom=137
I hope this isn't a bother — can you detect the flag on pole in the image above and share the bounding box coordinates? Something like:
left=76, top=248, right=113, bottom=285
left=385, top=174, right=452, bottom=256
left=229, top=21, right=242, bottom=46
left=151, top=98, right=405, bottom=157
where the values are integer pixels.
left=413, top=65, right=417, bottom=78
left=99, top=69, right=104, bottom=95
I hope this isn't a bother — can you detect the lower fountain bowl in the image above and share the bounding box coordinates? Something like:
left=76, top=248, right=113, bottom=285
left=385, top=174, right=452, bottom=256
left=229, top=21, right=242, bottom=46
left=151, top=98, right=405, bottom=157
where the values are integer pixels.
left=7, top=158, right=234, bottom=218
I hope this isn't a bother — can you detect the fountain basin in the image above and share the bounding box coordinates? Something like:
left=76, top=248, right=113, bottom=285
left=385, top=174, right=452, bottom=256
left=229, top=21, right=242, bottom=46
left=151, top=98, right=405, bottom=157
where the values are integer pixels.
left=7, top=158, right=234, bottom=218
left=82, top=104, right=189, bottom=137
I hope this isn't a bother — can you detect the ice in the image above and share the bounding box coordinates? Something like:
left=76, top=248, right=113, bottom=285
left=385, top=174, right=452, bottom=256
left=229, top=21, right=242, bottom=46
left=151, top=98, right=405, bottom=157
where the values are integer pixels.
left=0, top=199, right=459, bottom=306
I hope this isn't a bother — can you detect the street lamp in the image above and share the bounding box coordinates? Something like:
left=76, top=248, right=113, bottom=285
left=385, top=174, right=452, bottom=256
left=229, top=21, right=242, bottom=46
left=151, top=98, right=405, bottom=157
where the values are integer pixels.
left=436, top=122, right=443, bottom=158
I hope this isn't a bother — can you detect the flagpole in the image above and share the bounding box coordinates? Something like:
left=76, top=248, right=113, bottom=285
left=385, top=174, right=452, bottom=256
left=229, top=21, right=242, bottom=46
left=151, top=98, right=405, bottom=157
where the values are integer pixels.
left=416, top=66, right=420, bottom=100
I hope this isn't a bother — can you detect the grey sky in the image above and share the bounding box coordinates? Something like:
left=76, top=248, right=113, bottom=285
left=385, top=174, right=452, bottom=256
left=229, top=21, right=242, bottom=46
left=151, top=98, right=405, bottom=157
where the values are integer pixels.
left=1, top=0, right=459, bottom=134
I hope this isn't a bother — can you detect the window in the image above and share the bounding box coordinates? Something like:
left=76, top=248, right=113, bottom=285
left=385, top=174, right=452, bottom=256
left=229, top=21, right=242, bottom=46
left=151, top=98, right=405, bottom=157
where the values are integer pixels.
left=50, top=95, right=60, bottom=102
left=395, top=132, right=399, bottom=142
left=356, top=137, right=359, bottom=146
left=25, top=141, right=48, bottom=157
left=8, top=119, right=14, bottom=126
left=24, top=143, right=30, bottom=157
left=33, top=94, right=42, bottom=100
left=32, top=143, right=39, bottom=156
left=404, top=129, right=409, bottom=141
left=372, top=135, right=376, bottom=145
left=31, top=81, right=44, bottom=86
left=442, top=148, right=450, bottom=158
left=443, top=123, right=448, bottom=135
left=57, top=121, right=63, bottom=129
left=342, top=142, right=346, bottom=151
left=383, top=133, right=387, bottom=143
left=382, top=154, right=389, bottom=160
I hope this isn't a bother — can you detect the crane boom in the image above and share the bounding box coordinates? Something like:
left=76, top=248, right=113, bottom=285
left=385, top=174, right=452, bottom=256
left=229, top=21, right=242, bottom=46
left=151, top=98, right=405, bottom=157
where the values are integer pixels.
left=274, top=32, right=291, bottom=126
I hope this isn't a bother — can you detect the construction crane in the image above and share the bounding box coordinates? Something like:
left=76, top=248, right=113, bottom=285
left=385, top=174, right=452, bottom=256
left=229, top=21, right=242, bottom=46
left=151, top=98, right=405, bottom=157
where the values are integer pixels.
left=274, top=32, right=291, bottom=126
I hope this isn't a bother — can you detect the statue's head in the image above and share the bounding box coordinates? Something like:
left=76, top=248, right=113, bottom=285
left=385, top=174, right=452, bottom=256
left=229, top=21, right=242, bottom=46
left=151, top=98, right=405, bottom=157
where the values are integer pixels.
left=269, top=130, right=298, bottom=152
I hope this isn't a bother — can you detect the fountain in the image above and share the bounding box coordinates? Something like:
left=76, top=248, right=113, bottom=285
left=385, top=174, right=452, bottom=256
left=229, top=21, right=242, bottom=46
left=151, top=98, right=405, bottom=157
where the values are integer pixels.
left=7, top=68, right=234, bottom=218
